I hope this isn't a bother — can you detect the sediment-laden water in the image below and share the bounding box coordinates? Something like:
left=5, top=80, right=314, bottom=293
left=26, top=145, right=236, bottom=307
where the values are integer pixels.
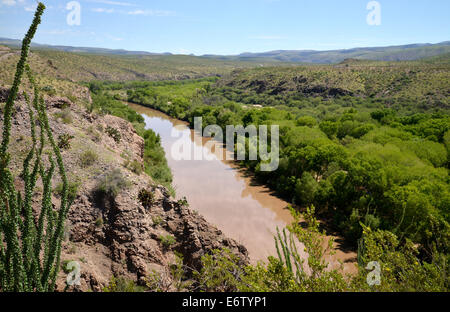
left=128, top=103, right=357, bottom=273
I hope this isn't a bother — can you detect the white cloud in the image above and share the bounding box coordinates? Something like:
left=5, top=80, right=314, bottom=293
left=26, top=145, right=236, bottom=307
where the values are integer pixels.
left=1, top=0, right=24, bottom=6
left=1, top=0, right=17, bottom=6
left=107, top=35, right=123, bottom=41
left=92, top=7, right=115, bottom=13
left=89, top=0, right=135, bottom=6
left=24, top=4, right=36, bottom=12
left=127, top=9, right=175, bottom=17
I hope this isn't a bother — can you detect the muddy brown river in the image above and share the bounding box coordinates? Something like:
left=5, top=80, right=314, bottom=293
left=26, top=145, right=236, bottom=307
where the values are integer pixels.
left=128, top=103, right=357, bottom=273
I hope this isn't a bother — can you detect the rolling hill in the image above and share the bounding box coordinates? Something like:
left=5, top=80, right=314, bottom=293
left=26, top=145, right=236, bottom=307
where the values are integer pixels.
left=202, top=41, right=450, bottom=64
left=1, top=37, right=449, bottom=65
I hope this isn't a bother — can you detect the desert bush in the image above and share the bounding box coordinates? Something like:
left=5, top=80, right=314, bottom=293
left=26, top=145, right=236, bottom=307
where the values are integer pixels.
left=58, top=133, right=74, bottom=150
left=42, top=85, right=56, bottom=96
left=146, top=255, right=191, bottom=292
left=61, top=260, right=76, bottom=274
left=79, top=149, right=98, bottom=168
left=95, top=217, right=104, bottom=228
left=66, top=94, right=77, bottom=104
left=138, top=188, right=154, bottom=209
left=177, top=197, right=189, bottom=208
left=152, top=216, right=163, bottom=227
left=103, top=276, right=146, bottom=292
left=124, top=159, right=143, bottom=175
left=55, top=180, right=80, bottom=203
left=94, top=169, right=129, bottom=200
left=159, top=235, right=176, bottom=249
left=105, top=126, right=121, bottom=143
left=192, top=248, right=244, bottom=292
left=54, top=108, right=73, bottom=124
left=87, top=125, right=101, bottom=142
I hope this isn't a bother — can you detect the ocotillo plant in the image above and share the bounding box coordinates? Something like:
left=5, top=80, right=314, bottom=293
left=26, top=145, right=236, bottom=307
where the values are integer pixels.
left=274, top=227, right=305, bottom=283
left=0, top=2, right=72, bottom=292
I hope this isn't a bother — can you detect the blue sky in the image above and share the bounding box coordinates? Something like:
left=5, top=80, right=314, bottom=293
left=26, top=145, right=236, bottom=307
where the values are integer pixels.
left=0, top=0, right=449, bottom=55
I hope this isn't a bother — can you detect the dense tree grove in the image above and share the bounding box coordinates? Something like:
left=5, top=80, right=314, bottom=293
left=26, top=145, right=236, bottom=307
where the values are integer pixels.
left=90, top=58, right=450, bottom=290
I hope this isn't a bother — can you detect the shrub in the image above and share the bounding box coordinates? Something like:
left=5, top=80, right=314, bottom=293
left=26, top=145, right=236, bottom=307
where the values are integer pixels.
left=94, top=169, right=129, bottom=200
left=177, top=197, right=189, bottom=208
left=159, top=235, right=176, bottom=249
left=55, top=180, right=80, bottom=203
left=42, top=85, right=56, bottom=96
left=58, top=133, right=75, bottom=150
left=54, top=108, right=73, bottom=124
left=106, top=126, right=121, bottom=143
left=192, top=248, right=244, bottom=292
left=152, top=216, right=163, bottom=227
left=66, top=94, right=77, bottom=104
left=61, top=260, right=76, bottom=274
left=87, top=125, right=102, bottom=143
left=124, top=159, right=143, bottom=175
left=79, top=149, right=98, bottom=168
left=95, top=217, right=104, bottom=228
left=138, top=188, right=154, bottom=209
left=146, top=254, right=191, bottom=292
left=296, top=116, right=317, bottom=127
left=103, top=276, right=146, bottom=292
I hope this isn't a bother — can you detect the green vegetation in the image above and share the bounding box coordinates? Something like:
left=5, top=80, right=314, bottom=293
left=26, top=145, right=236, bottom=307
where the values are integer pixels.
left=138, top=188, right=154, bottom=210
left=141, top=207, right=446, bottom=292
left=88, top=87, right=173, bottom=188
left=79, top=149, right=98, bottom=168
left=0, top=3, right=72, bottom=292
left=61, top=260, right=76, bottom=274
left=94, top=169, right=129, bottom=200
left=0, top=48, right=267, bottom=84
left=86, top=125, right=101, bottom=143
left=203, top=42, right=450, bottom=64
left=1, top=5, right=447, bottom=292
left=113, top=65, right=450, bottom=248
left=146, top=254, right=190, bottom=292
left=105, top=126, right=121, bottom=143
left=151, top=216, right=163, bottom=227
left=92, top=56, right=450, bottom=291
left=55, top=180, right=80, bottom=203
left=116, top=210, right=446, bottom=293
left=159, top=235, right=176, bottom=249
left=54, top=108, right=73, bottom=124
left=190, top=208, right=448, bottom=292
left=124, top=159, right=144, bottom=175
left=103, top=276, right=146, bottom=292
left=57, top=133, right=74, bottom=150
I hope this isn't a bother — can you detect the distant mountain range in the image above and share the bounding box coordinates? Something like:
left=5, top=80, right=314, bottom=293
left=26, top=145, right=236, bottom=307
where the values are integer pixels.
left=0, top=37, right=173, bottom=56
left=1, top=37, right=449, bottom=64
left=202, top=42, right=450, bottom=64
